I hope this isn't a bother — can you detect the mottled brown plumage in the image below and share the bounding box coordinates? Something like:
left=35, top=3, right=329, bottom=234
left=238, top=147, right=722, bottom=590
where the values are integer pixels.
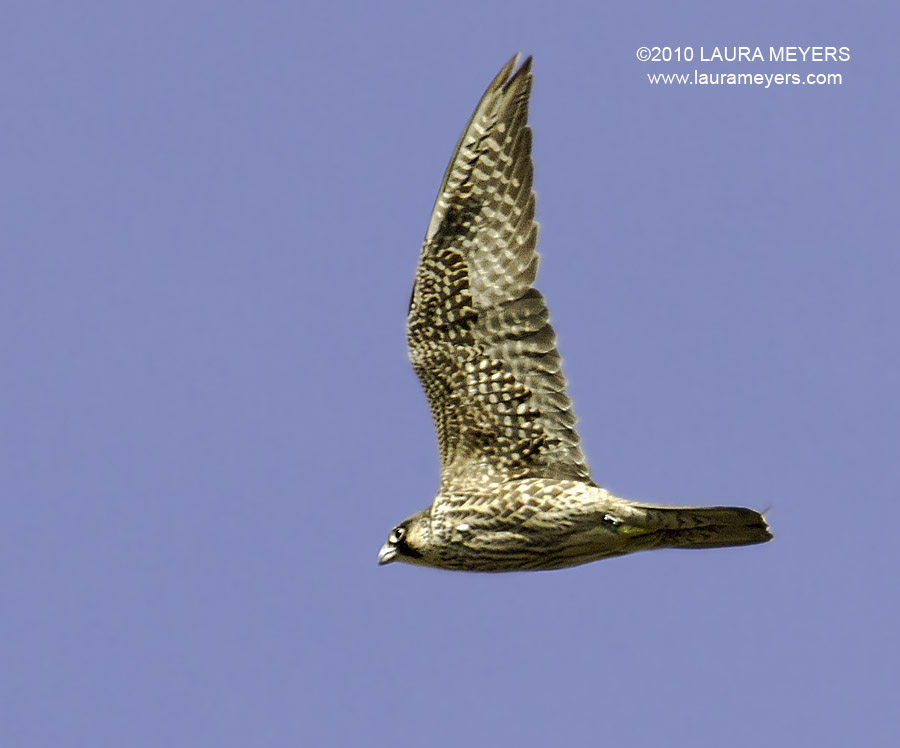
left=378, top=55, right=772, bottom=572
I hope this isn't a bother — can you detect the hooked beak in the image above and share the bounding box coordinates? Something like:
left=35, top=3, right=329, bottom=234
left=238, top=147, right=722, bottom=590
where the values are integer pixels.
left=378, top=543, right=398, bottom=565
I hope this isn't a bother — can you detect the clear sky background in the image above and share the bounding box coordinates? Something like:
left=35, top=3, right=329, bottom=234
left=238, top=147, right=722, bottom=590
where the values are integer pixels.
left=3, top=1, right=898, bottom=746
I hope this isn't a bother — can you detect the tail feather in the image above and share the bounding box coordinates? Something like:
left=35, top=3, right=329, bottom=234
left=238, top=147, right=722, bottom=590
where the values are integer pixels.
left=637, top=505, right=772, bottom=550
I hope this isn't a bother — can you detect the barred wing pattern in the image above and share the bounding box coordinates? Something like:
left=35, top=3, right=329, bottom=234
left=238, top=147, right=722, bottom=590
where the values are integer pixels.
left=408, top=55, right=592, bottom=490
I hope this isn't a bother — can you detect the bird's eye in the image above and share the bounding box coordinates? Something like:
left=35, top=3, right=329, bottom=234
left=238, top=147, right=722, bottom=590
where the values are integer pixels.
left=390, top=526, right=405, bottom=544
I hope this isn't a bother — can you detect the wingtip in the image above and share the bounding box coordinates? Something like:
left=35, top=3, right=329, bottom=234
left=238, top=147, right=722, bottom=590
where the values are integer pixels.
left=493, top=53, right=520, bottom=91
left=496, top=53, right=533, bottom=90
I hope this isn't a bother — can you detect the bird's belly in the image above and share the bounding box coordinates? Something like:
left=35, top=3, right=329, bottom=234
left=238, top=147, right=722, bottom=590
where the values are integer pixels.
left=431, top=518, right=638, bottom=572
left=424, top=481, right=649, bottom=571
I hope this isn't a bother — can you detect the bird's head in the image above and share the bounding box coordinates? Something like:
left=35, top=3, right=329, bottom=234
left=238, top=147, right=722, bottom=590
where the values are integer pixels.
left=378, top=510, right=430, bottom=567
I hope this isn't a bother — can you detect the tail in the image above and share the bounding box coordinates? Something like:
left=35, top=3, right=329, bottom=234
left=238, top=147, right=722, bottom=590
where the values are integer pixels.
left=631, top=505, right=773, bottom=550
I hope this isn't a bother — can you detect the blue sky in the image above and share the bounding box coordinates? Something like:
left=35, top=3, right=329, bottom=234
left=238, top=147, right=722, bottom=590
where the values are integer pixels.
left=3, top=1, right=898, bottom=746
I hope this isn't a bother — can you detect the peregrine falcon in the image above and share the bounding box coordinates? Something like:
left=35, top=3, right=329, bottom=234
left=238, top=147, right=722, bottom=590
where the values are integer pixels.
left=378, top=55, right=772, bottom=571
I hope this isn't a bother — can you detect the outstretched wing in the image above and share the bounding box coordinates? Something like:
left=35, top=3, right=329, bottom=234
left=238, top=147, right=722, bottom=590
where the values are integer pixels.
left=407, top=55, right=592, bottom=490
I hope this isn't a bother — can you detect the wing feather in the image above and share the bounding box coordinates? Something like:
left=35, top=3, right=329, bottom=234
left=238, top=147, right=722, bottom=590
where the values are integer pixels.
left=408, top=55, right=592, bottom=489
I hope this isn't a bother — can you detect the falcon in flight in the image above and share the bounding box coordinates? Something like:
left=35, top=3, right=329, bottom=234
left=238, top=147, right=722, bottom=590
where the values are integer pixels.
left=378, top=55, right=772, bottom=571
